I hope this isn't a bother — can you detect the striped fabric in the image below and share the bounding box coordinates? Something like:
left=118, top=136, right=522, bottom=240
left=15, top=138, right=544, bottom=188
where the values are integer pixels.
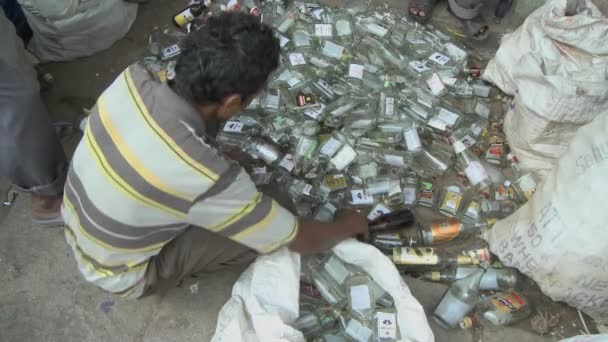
left=62, top=64, right=298, bottom=297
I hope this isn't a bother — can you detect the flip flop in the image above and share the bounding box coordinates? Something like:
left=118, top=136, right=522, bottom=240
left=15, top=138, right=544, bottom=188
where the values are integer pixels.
left=409, top=0, right=440, bottom=24
left=447, top=0, right=490, bottom=41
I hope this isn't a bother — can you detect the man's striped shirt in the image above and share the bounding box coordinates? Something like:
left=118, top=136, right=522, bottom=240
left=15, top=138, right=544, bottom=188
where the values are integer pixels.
left=62, top=63, right=298, bottom=297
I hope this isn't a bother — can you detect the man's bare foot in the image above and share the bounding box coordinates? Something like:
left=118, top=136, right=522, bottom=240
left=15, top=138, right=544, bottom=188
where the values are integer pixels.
left=32, top=194, right=64, bottom=226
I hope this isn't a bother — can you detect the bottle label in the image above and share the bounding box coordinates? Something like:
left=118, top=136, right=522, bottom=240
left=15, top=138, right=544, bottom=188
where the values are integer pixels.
left=470, top=124, right=482, bottom=136
left=489, top=292, right=526, bottom=313
left=287, top=76, right=302, bottom=87
left=384, top=97, right=395, bottom=116
left=304, top=103, right=325, bottom=120
left=350, top=285, right=372, bottom=310
left=465, top=161, right=489, bottom=186
left=265, top=93, right=280, bottom=110
left=383, top=154, right=405, bottom=166
left=277, top=34, right=290, bottom=48
left=366, top=23, right=388, bottom=37
left=376, top=312, right=397, bottom=339
left=295, top=93, right=315, bottom=107
left=315, top=79, right=333, bottom=96
left=322, top=41, right=345, bottom=59
left=464, top=200, right=481, bottom=220
left=475, top=101, right=490, bottom=118
left=324, top=174, right=348, bottom=191
left=367, top=204, right=392, bottom=220
left=293, top=31, right=311, bottom=47
left=403, top=128, right=422, bottom=151
left=419, top=181, right=435, bottom=207
left=396, top=247, right=438, bottom=265
left=409, top=60, right=431, bottom=73
left=427, top=118, right=447, bottom=131
left=174, top=8, right=195, bottom=27
left=459, top=134, right=476, bottom=148
left=437, top=108, right=459, bottom=126
left=403, top=187, right=417, bottom=205
left=310, top=56, right=330, bottom=69
left=223, top=120, right=243, bottom=133
left=253, top=167, right=266, bottom=174
left=302, top=183, right=313, bottom=196
left=348, top=64, right=364, bottom=80
left=314, top=24, right=333, bottom=37
left=324, top=256, right=349, bottom=284
left=517, top=175, right=537, bottom=200
left=351, top=189, right=374, bottom=205
left=345, top=319, right=373, bottom=342
left=161, top=44, right=181, bottom=61
left=486, top=142, right=505, bottom=162
left=335, top=19, right=352, bottom=36
left=430, top=218, right=462, bottom=243
left=320, top=137, right=342, bottom=156
left=331, top=145, right=356, bottom=170
left=426, top=73, right=446, bottom=96
left=440, top=188, right=463, bottom=213
left=289, top=53, right=306, bottom=66
left=429, top=52, right=450, bottom=65
left=279, top=154, right=295, bottom=172
left=296, top=138, right=317, bottom=158
left=467, top=246, right=491, bottom=265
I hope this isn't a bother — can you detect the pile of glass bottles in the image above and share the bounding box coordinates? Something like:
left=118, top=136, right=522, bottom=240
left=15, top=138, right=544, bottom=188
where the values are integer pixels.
left=142, top=0, right=541, bottom=338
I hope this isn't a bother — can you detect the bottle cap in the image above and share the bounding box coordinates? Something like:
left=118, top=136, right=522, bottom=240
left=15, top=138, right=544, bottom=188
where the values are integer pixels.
left=459, top=316, right=474, bottom=329
left=453, top=140, right=466, bottom=153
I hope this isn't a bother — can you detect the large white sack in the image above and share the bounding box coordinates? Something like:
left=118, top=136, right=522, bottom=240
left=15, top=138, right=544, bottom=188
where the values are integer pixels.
left=483, top=0, right=608, bottom=175
left=483, top=112, right=608, bottom=324
left=211, top=239, right=434, bottom=342
left=18, top=0, right=138, bottom=62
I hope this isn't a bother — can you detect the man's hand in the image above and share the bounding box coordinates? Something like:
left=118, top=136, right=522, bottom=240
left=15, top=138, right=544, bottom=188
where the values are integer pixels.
left=334, top=209, right=368, bottom=235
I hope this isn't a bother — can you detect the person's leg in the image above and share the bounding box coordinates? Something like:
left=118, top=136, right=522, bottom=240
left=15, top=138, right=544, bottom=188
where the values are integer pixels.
left=0, top=61, right=67, bottom=223
left=144, top=226, right=258, bottom=295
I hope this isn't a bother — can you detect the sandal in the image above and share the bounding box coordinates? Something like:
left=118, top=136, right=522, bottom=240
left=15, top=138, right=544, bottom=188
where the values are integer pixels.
left=447, top=0, right=490, bottom=41
left=409, top=0, right=440, bottom=24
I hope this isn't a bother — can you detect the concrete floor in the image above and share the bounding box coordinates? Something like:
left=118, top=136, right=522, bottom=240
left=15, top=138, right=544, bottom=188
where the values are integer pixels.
left=0, top=0, right=603, bottom=341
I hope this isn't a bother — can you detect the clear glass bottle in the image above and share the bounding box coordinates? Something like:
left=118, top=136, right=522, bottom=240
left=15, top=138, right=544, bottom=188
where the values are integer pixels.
left=437, top=170, right=468, bottom=217
left=292, top=23, right=314, bottom=51
left=292, top=305, right=341, bottom=338
left=333, top=12, right=354, bottom=43
left=375, top=307, right=400, bottom=342
left=313, top=22, right=335, bottom=40
left=480, top=198, right=517, bottom=220
left=459, top=290, right=531, bottom=329
left=453, top=141, right=492, bottom=190
left=421, top=267, right=519, bottom=291
left=353, top=15, right=392, bottom=39
left=263, top=87, right=283, bottom=114
left=392, top=247, right=474, bottom=267
left=401, top=172, right=418, bottom=208
left=506, top=153, right=538, bottom=201
left=330, top=144, right=357, bottom=171
left=305, top=259, right=345, bottom=305
left=346, top=59, right=365, bottom=89
left=483, top=123, right=507, bottom=166
left=418, top=178, right=437, bottom=208
left=345, top=275, right=376, bottom=321
left=433, top=268, right=484, bottom=328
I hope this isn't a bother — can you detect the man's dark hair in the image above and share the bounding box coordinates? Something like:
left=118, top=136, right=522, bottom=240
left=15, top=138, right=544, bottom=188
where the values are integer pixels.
left=173, top=12, right=280, bottom=105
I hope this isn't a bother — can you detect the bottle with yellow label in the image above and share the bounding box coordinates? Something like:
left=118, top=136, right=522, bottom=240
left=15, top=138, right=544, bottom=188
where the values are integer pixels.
left=392, top=247, right=474, bottom=267
left=172, top=2, right=208, bottom=28
left=420, top=218, right=493, bottom=245
left=459, top=290, right=531, bottom=329
left=437, top=170, right=468, bottom=217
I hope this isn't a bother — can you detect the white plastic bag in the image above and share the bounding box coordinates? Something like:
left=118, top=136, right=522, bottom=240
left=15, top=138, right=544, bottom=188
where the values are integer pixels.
left=484, top=112, right=608, bottom=324
left=18, top=0, right=138, bottom=61
left=483, top=0, right=608, bottom=175
left=211, top=239, right=434, bottom=342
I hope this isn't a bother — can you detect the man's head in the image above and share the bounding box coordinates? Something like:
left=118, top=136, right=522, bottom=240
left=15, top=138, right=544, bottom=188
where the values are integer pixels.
left=173, top=12, right=280, bottom=120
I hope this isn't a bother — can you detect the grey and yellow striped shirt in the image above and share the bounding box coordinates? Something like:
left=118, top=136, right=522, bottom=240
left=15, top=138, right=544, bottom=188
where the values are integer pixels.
left=62, top=63, right=298, bottom=297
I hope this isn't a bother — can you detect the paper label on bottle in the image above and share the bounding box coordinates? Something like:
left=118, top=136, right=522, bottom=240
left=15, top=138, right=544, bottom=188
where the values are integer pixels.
left=345, top=319, right=373, bottom=342
left=367, top=204, right=392, bottom=220
left=330, top=145, right=356, bottom=170
left=279, top=154, right=295, bottom=172
left=314, top=24, right=333, bottom=37
left=470, top=124, right=482, bottom=136
left=397, top=247, right=438, bottom=265
left=428, top=52, right=450, bottom=65
left=324, top=174, right=348, bottom=190
left=253, top=167, right=267, bottom=174
left=403, top=187, right=417, bottom=205
left=426, top=73, right=446, bottom=96
left=366, top=23, right=388, bottom=37
left=287, top=76, right=302, bottom=87
left=304, top=103, right=325, bottom=120
left=302, top=183, right=313, bottom=196
left=466, top=246, right=491, bottom=265
left=315, top=79, right=333, bottom=95
left=296, top=93, right=316, bottom=107
left=175, top=8, right=195, bottom=27
left=430, top=218, right=462, bottom=243
left=475, top=101, right=490, bottom=118
left=296, top=138, right=317, bottom=158
left=322, top=41, right=345, bottom=59
left=351, top=189, right=374, bottom=205
left=265, top=93, right=280, bottom=110
left=427, top=118, right=447, bottom=131
left=376, top=312, right=397, bottom=339
left=278, top=34, right=290, bottom=48
left=437, top=108, right=459, bottom=126
left=486, top=142, right=505, bottom=162
left=518, top=175, right=537, bottom=200
left=403, top=128, right=422, bottom=151
left=384, top=97, right=395, bottom=116
left=348, top=64, right=364, bottom=80
left=409, top=60, right=431, bottom=73
left=489, top=292, right=526, bottom=313
left=293, top=31, right=311, bottom=47
left=319, top=137, right=342, bottom=156
left=161, top=44, right=181, bottom=60
left=335, top=19, right=352, bottom=36
left=324, top=256, right=350, bottom=284
left=460, top=134, right=477, bottom=148
left=310, top=56, right=331, bottom=69
left=441, top=189, right=463, bottom=213
left=383, top=154, right=405, bottom=166
left=472, top=83, right=491, bottom=97
left=465, top=161, right=489, bottom=186
left=465, top=200, right=481, bottom=220
left=350, top=285, right=372, bottom=310
left=223, top=120, right=243, bottom=132
left=289, top=53, right=306, bottom=66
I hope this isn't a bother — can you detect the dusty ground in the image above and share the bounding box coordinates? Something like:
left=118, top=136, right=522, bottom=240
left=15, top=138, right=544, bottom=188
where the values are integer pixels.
left=0, top=0, right=604, bottom=341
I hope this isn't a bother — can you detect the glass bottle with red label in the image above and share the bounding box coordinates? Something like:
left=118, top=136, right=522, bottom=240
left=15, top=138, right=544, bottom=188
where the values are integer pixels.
left=459, top=290, right=531, bottom=329
left=433, top=268, right=484, bottom=328
left=506, top=153, right=538, bottom=201
left=483, top=122, right=507, bottom=166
